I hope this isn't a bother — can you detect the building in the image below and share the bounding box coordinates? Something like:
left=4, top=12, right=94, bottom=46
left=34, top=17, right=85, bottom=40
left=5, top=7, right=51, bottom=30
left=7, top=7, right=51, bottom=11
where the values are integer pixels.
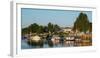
left=61, top=27, right=72, bottom=33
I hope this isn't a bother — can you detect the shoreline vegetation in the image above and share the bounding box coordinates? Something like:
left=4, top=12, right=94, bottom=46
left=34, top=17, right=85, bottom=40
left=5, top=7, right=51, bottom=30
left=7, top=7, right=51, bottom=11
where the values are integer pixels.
left=21, top=12, right=92, bottom=48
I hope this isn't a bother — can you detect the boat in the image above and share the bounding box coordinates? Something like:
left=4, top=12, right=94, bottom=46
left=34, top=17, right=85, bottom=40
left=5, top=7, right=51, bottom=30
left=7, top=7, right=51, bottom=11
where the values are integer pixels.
left=65, top=36, right=75, bottom=41
left=27, top=35, right=43, bottom=46
left=51, top=35, right=60, bottom=45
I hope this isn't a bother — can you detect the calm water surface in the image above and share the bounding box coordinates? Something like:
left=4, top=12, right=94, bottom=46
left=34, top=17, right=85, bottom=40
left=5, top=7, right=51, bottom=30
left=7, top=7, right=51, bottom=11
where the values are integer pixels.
left=21, top=37, right=75, bottom=49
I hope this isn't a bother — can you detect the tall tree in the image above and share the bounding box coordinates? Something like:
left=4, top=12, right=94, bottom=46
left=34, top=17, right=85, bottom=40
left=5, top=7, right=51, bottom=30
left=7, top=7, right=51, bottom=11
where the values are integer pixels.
left=48, top=22, right=54, bottom=33
left=73, top=12, right=91, bottom=33
left=88, top=23, right=92, bottom=32
left=53, top=24, right=61, bottom=32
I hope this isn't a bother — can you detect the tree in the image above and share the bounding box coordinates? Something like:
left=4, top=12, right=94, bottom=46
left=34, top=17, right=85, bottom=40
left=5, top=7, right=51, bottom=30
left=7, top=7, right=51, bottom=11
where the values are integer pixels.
left=48, top=22, right=54, bottom=33
left=53, top=24, right=61, bottom=32
left=22, top=27, right=29, bottom=35
left=73, top=12, right=91, bottom=33
left=88, top=23, right=92, bottom=32
left=22, top=22, right=62, bottom=35
left=28, top=23, right=39, bottom=33
left=37, top=25, right=44, bottom=33
left=43, top=26, right=48, bottom=33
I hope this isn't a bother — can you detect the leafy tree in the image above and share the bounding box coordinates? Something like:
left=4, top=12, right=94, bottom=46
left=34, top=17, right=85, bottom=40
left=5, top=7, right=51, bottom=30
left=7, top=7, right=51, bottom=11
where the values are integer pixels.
left=43, top=26, right=48, bottom=33
left=73, top=12, right=91, bottom=33
left=88, top=23, right=92, bottom=32
left=53, top=24, right=61, bottom=32
left=37, top=25, right=44, bottom=33
left=48, top=22, right=54, bottom=33
left=28, top=23, right=39, bottom=33
left=22, top=27, right=29, bottom=35
left=22, top=22, right=62, bottom=35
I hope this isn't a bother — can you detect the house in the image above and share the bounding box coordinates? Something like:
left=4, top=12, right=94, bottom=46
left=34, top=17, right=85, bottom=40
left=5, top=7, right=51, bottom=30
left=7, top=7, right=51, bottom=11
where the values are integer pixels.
left=61, top=27, right=72, bottom=33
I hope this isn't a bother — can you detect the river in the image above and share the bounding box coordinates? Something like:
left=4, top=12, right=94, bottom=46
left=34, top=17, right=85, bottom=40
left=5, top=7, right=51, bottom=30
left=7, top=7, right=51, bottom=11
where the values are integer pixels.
left=21, top=38, right=75, bottom=49
left=21, top=37, right=91, bottom=49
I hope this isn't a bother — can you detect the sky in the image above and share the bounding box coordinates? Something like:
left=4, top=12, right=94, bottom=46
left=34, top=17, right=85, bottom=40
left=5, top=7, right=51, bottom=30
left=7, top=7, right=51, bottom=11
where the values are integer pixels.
left=21, top=8, right=92, bottom=28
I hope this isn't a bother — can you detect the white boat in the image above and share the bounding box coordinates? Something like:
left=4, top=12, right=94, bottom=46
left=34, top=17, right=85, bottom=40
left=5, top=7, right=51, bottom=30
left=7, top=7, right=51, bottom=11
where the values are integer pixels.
left=65, top=36, right=74, bottom=41
left=51, top=36, right=60, bottom=44
left=30, top=35, right=41, bottom=42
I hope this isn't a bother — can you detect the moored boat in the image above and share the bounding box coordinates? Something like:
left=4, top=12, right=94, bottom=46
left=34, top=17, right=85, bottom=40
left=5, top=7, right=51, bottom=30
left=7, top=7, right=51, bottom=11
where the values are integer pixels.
left=27, top=35, right=43, bottom=46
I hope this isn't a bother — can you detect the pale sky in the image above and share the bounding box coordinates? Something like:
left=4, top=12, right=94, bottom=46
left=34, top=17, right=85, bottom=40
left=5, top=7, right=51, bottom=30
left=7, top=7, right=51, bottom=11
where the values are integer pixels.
left=21, top=8, right=92, bottom=28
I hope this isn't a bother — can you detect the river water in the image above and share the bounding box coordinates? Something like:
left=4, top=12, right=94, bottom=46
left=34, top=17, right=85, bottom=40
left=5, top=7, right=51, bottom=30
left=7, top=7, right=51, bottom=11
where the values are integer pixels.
left=21, top=37, right=75, bottom=49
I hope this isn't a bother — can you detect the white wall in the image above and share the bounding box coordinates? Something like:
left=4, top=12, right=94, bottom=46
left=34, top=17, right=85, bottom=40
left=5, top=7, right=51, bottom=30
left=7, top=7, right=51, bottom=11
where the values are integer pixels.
left=0, top=0, right=100, bottom=58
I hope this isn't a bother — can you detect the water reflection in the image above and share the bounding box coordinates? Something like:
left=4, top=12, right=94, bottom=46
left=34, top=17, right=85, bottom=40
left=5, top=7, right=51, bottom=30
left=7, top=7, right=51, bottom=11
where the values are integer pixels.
left=21, top=36, right=92, bottom=49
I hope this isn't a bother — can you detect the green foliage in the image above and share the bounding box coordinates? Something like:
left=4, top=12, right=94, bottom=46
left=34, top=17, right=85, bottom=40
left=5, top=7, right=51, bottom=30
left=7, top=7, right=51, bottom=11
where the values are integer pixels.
left=22, top=27, right=29, bottom=35
left=89, top=23, right=92, bottom=32
left=48, top=22, right=54, bottom=33
left=29, top=23, right=39, bottom=33
left=73, top=12, right=92, bottom=32
left=22, top=22, right=61, bottom=35
left=53, top=24, right=61, bottom=32
left=48, top=22, right=61, bottom=33
left=59, top=32, right=68, bottom=37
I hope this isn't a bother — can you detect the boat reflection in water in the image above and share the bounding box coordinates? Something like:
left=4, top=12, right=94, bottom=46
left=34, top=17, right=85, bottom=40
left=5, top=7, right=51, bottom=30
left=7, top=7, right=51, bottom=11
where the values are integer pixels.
left=21, top=34, right=92, bottom=49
